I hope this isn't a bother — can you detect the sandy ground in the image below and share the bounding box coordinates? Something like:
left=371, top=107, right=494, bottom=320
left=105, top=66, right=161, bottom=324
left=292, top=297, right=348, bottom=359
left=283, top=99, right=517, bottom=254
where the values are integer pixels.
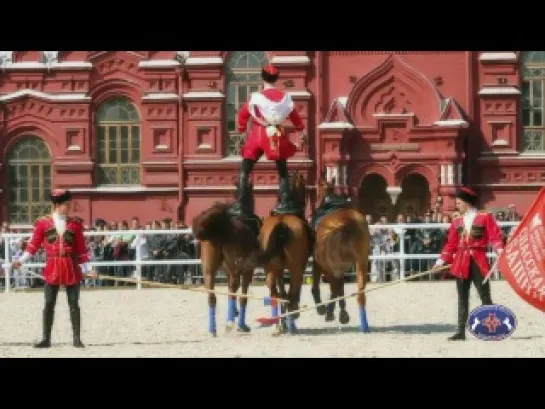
left=0, top=281, right=543, bottom=358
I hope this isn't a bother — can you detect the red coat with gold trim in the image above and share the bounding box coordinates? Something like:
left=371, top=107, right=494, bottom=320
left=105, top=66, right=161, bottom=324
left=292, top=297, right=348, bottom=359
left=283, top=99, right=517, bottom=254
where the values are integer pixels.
left=25, top=215, right=89, bottom=286
left=238, top=87, right=305, bottom=161
left=439, top=211, right=504, bottom=279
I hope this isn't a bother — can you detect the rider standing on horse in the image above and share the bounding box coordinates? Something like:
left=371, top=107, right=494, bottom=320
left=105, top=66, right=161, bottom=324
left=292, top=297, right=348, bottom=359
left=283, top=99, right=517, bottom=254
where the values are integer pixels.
left=229, top=64, right=306, bottom=218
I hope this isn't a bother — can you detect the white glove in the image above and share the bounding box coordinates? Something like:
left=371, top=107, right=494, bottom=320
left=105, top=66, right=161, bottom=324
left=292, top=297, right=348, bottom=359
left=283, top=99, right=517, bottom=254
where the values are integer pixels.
left=434, top=258, right=445, bottom=268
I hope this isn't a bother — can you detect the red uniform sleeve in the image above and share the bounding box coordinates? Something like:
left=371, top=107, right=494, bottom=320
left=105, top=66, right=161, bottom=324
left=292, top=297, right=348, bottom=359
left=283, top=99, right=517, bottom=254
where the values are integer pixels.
left=72, top=221, right=90, bottom=264
left=237, top=102, right=251, bottom=133
left=486, top=213, right=505, bottom=253
left=24, top=219, right=45, bottom=255
left=288, top=108, right=305, bottom=131
left=439, top=222, right=459, bottom=264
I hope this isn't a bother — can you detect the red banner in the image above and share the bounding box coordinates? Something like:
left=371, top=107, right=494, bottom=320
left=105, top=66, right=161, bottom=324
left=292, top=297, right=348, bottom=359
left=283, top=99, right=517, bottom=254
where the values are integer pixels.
left=497, top=187, right=545, bottom=312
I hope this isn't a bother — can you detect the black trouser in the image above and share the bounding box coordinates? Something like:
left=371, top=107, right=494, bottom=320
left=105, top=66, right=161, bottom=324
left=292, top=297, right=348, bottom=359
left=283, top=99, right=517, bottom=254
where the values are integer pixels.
left=241, top=158, right=288, bottom=178
left=42, top=282, right=81, bottom=341
left=455, top=258, right=493, bottom=331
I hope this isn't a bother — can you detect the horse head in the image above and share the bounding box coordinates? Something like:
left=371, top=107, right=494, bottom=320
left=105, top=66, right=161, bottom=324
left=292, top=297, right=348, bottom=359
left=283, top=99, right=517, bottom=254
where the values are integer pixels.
left=317, top=174, right=335, bottom=204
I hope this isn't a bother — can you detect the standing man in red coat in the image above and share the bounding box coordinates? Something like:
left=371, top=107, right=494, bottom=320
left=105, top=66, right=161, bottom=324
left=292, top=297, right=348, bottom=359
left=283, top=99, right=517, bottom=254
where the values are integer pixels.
left=229, top=64, right=306, bottom=217
left=434, top=187, right=505, bottom=341
left=11, top=189, right=95, bottom=348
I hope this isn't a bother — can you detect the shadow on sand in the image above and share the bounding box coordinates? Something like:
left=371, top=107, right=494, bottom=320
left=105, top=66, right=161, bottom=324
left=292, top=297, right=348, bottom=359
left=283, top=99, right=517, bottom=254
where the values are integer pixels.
left=0, top=339, right=206, bottom=348
left=294, top=323, right=457, bottom=336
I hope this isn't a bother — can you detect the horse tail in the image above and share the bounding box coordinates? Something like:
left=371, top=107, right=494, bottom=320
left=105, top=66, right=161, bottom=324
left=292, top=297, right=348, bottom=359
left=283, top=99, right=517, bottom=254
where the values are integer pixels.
left=191, top=202, right=233, bottom=243
left=258, top=222, right=293, bottom=265
left=316, top=217, right=362, bottom=274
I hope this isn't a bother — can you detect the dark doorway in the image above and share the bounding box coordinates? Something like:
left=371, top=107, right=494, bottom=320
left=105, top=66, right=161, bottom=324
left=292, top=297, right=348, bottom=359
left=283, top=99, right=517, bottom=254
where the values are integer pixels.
left=358, top=174, right=392, bottom=221
left=394, top=173, right=431, bottom=220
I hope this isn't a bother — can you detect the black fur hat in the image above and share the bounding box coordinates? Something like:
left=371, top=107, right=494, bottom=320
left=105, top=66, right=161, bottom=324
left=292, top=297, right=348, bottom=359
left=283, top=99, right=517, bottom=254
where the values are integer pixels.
left=261, top=64, right=279, bottom=84
left=456, top=187, right=478, bottom=206
left=50, top=189, right=72, bottom=204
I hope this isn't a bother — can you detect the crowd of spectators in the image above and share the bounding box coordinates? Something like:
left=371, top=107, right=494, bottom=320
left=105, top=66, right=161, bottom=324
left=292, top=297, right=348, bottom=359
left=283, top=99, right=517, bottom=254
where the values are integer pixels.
left=366, top=207, right=519, bottom=282
left=0, top=218, right=201, bottom=290
left=0, top=205, right=520, bottom=290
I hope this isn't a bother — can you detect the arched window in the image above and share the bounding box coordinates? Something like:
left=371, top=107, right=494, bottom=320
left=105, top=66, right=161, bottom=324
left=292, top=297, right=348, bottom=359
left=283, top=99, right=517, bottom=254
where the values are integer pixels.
left=522, top=52, right=545, bottom=152
left=7, top=136, right=52, bottom=225
left=225, top=51, right=269, bottom=156
left=96, top=97, right=141, bottom=185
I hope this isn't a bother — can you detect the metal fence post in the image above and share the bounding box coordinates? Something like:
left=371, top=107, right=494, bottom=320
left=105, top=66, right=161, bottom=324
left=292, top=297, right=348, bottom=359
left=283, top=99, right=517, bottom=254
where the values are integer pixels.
left=135, top=235, right=142, bottom=291
left=399, top=229, right=405, bottom=280
left=4, top=237, right=10, bottom=293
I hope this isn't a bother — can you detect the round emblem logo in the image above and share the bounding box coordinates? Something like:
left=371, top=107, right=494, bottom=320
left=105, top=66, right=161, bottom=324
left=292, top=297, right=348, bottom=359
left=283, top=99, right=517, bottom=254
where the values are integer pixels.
left=467, top=304, right=517, bottom=341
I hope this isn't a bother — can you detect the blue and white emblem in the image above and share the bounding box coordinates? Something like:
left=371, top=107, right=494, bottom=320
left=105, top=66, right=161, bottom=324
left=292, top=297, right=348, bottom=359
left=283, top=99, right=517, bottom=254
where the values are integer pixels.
left=467, top=304, right=517, bottom=341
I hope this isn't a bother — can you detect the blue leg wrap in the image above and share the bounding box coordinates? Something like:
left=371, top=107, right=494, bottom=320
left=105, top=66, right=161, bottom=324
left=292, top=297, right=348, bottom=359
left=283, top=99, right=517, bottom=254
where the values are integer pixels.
left=227, top=298, right=236, bottom=322
left=287, top=316, right=297, bottom=334
left=209, top=306, right=217, bottom=334
left=238, top=304, right=247, bottom=328
left=271, top=305, right=279, bottom=318
left=359, top=306, right=369, bottom=332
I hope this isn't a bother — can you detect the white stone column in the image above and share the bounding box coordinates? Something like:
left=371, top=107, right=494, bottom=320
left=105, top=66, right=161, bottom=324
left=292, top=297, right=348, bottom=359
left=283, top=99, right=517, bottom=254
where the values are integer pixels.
left=447, top=164, right=454, bottom=185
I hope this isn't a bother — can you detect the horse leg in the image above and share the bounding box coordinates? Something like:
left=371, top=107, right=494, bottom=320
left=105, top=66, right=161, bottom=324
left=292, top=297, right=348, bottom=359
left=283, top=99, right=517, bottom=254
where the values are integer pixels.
left=355, top=261, right=370, bottom=333
left=202, top=241, right=222, bottom=337
left=225, top=271, right=240, bottom=334
left=311, top=261, right=327, bottom=316
left=237, top=269, right=252, bottom=333
left=277, top=271, right=289, bottom=334
left=325, top=275, right=339, bottom=322
left=266, top=269, right=285, bottom=334
left=286, top=267, right=303, bottom=335
left=337, top=273, right=350, bottom=325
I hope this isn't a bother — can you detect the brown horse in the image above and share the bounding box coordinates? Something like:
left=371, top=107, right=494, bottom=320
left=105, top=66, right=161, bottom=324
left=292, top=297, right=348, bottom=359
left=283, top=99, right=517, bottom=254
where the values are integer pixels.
left=311, top=177, right=371, bottom=332
left=257, top=172, right=314, bottom=335
left=191, top=184, right=262, bottom=337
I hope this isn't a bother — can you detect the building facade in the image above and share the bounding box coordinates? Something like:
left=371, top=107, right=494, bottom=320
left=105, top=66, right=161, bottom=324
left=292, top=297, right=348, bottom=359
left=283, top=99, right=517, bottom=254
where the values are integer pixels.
left=0, top=51, right=539, bottom=227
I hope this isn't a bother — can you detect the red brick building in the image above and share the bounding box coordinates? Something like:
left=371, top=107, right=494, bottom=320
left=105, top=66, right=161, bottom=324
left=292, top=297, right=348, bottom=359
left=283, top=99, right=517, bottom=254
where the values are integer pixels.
left=0, top=51, right=539, bottom=227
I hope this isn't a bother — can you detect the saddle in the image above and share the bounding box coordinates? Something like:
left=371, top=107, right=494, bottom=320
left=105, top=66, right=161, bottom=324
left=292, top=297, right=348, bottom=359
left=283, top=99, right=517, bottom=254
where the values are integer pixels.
left=312, top=194, right=351, bottom=229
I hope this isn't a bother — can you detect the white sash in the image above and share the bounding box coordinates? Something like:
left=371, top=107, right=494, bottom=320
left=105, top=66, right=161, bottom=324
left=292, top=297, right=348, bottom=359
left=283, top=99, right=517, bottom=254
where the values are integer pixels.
left=248, top=92, right=294, bottom=131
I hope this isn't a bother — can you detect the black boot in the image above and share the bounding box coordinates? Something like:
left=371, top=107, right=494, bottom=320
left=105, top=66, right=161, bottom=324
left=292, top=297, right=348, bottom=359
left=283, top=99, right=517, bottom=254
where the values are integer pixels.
left=70, top=305, right=85, bottom=348
left=34, top=308, right=54, bottom=348
left=272, top=177, right=297, bottom=215
left=229, top=171, right=252, bottom=217
left=448, top=300, right=468, bottom=341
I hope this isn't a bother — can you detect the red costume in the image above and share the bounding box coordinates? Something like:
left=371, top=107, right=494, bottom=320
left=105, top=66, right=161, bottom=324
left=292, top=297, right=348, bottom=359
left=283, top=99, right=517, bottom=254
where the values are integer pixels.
left=229, top=64, right=307, bottom=218
left=237, top=68, right=305, bottom=161
left=15, top=189, right=91, bottom=348
left=24, top=214, right=89, bottom=286
left=439, top=211, right=505, bottom=279
left=435, top=186, right=504, bottom=341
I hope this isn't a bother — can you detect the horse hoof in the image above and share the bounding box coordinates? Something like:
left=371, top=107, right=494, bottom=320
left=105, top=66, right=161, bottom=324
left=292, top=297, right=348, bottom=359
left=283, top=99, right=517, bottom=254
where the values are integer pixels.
left=325, top=311, right=335, bottom=322
left=287, top=324, right=298, bottom=335
left=360, top=328, right=370, bottom=333
left=316, top=305, right=327, bottom=316
left=225, top=322, right=235, bottom=334
left=272, top=327, right=285, bottom=337
left=237, top=325, right=251, bottom=333
left=339, top=310, right=350, bottom=325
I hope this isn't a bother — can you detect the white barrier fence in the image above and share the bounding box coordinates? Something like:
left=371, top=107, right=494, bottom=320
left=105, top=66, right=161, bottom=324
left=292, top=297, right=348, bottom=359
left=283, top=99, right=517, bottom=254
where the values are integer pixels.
left=0, top=221, right=520, bottom=293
